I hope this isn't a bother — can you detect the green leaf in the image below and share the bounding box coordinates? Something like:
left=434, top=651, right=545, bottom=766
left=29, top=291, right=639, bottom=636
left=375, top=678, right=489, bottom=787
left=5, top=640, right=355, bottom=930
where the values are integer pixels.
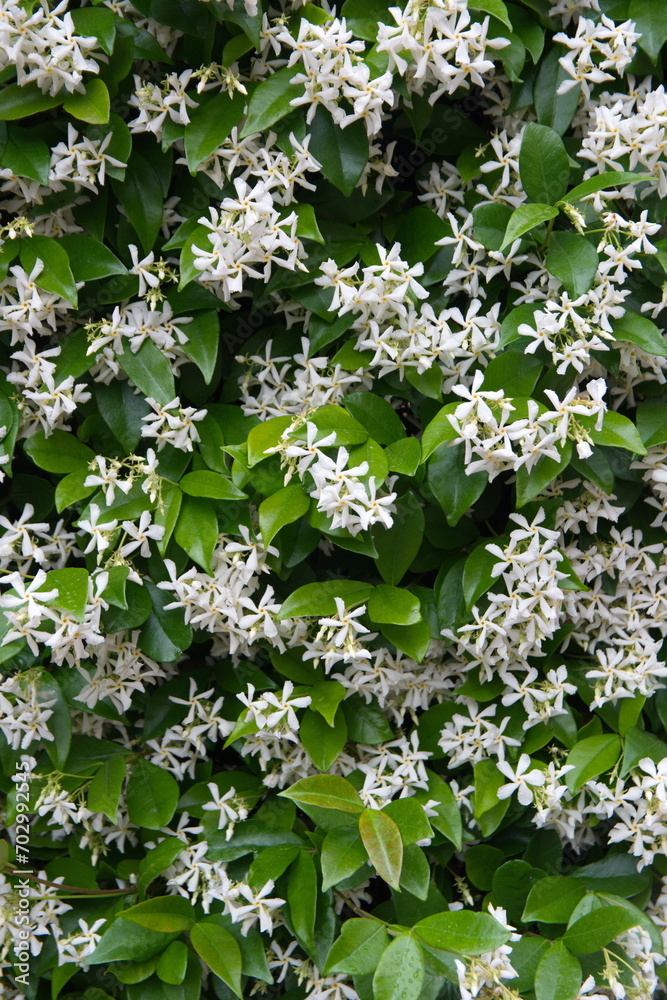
left=58, top=235, right=128, bottom=282
left=0, top=125, right=50, bottom=184
left=359, top=807, right=403, bottom=890
left=465, top=846, right=506, bottom=891
left=499, top=302, right=542, bottom=348
left=533, top=47, right=580, bottom=135
left=0, top=83, right=63, bottom=120
left=248, top=845, right=300, bottom=889
left=156, top=940, right=189, bottom=986
left=119, top=339, right=176, bottom=406
left=343, top=698, right=394, bottom=744
left=482, top=351, right=543, bottom=397
left=288, top=850, right=318, bottom=957
left=259, top=483, right=310, bottom=545
left=112, top=150, right=164, bottom=253
left=174, top=495, right=218, bottom=573
left=308, top=404, right=369, bottom=444
left=179, top=222, right=213, bottom=288
left=20, top=235, right=77, bottom=306
left=380, top=619, right=431, bottom=662
left=414, top=910, right=511, bottom=956
left=300, top=707, right=348, bottom=772
left=324, top=919, right=389, bottom=975
left=474, top=759, right=510, bottom=836
left=534, top=941, right=582, bottom=1000
left=570, top=448, right=614, bottom=493
left=367, top=585, right=421, bottom=625
left=500, top=203, right=559, bottom=250
left=470, top=0, right=512, bottom=27
left=637, top=402, right=667, bottom=447
left=179, top=470, right=246, bottom=501
left=42, top=568, right=90, bottom=621
left=121, top=896, right=196, bottom=933
left=247, top=415, right=293, bottom=465
left=39, top=676, right=71, bottom=769
left=472, top=202, right=513, bottom=251
left=564, top=170, right=648, bottom=204
left=572, top=856, right=651, bottom=899
left=63, top=79, right=110, bottom=124
left=588, top=411, right=647, bottom=455
left=277, top=580, right=373, bottom=619
left=213, top=0, right=262, bottom=45
left=309, top=680, right=347, bottom=725
left=344, top=392, right=405, bottom=445
left=621, top=727, right=667, bottom=776
left=126, top=759, right=179, bottom=830
left=373, top=935, right=425, bottom=1000
left=564, top=905, right=643, bottom=955
left=294, top=203, right=324, bottom=243
left=137, top=837, right=186, bottom=894
left=341, top=0, right=394, bottom=41
left=428, top=442, right=487, bottom=526
left=397, top=204, right=449, bottom=265
left=308, top=106, right=369, bottom=197
left=190, top=922, right=242, bottom=998
left=180, top=309, right=220, bottom=382
left=88, top=921, right=179, bottom=965
left=515, top=440, right=573, bottom=507
left=374, top=492, right=424, bottom=586
left=139, top=580, right=193, bottom=663
left=321, top=827, right=368, bottom=891
left=184, top=90, right=246, bottom=171
left=519, top=122, right=570, bottom=204
left=279, top=775, right=364, bottom=814
left=399, top=843, right=430, bottom=900
left=23, top=430, right=95, bottom=474
left=421, top=404, right=459, bottom=461
left=70, top=7, right=117, bottom=55
left=564, top=734, right=622, bottom=792
left=87, top=754, right=126, bottom=823
left=414, top=771, right=462, bottom=850
left=523, top=877, right=587, bottom=924
left=545, top=232, right=599, bottom=297
left=630, top=0, right=667, bottom=62
left=94, top=380, right=150, bottom=453
left=590, top=893, right=663, bottom=954
left=102, top=566, right=131, bottom=609
left=612, top=311, right=667, bottom=357
left=383, top=798, right=432, bottom=846
left=241, top=66, right=304, bottom=137
left=385, top=437, right=421, bottom=475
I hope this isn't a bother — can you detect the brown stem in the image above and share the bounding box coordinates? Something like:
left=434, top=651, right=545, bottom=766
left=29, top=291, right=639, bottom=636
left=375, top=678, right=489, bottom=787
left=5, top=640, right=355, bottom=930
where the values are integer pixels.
left=7, top=868, right=134, bottom=895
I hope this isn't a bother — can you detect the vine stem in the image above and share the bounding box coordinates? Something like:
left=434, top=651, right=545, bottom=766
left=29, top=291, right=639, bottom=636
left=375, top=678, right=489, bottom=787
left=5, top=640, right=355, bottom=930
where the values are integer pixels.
left=6, top=868, right=134, bottom=896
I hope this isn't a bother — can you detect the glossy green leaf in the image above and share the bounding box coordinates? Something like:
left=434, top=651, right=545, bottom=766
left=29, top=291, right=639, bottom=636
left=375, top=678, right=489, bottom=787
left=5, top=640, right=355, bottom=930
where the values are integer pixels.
left=259, top=483, right=310, bottom=545
left=500, top=203, right=559, bottom=250
left=324, top=919, right=389, bottom=975
left=279, top=775, right=364, bottom=814
left=534, top=941, right=582, bottom=1000
left=126, top=759, right=179, bottom=830
left=545, top=232, right=599, bottom=297
left=373, top=935, right=425, bottom=1000
left=241, top=66, right=305, bottom=137
left=359, top=807, right=403, bottom=890
left=519, top=122, right=569, bottom=204
left=20, top=236, right=77, bottom=306
left=63, top=79, right=110, bottom=124
left=190, top=922, right=242, bottom=997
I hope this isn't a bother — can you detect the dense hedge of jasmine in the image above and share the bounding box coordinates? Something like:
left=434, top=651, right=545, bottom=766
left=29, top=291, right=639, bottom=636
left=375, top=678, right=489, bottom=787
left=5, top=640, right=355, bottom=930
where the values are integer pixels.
left=4, top=1, right=667, bottom=999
